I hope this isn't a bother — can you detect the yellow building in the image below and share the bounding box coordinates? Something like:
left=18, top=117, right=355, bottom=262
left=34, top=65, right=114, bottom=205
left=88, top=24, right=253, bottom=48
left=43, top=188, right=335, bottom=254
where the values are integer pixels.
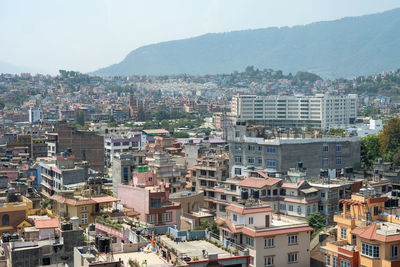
left=0, top=195, right=33, bottom=235
left=50, top=194, right=119, bottom=228
left=322, top=191, right=400, bottom=267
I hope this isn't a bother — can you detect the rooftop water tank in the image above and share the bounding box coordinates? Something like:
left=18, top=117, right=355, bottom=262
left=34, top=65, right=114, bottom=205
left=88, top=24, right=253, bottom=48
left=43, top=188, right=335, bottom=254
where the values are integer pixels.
left=71, top=217, right=79, bottom=230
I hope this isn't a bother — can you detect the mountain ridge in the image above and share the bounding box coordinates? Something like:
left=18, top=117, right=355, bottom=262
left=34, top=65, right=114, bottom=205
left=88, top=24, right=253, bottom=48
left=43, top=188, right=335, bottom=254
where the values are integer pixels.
left=93, top=8, right=400, bottom=78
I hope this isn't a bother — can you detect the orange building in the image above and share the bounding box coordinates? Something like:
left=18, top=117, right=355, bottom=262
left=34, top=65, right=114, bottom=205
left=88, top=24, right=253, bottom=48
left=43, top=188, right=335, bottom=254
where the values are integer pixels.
left=322, top=190, right=400, bottom=267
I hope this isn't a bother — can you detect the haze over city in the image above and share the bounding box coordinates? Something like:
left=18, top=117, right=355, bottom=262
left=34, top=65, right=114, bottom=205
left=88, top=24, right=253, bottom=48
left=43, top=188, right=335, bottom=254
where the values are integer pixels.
left=0, top=0, right=399, bottom=74
left=1, top=2, right=400, bottom=267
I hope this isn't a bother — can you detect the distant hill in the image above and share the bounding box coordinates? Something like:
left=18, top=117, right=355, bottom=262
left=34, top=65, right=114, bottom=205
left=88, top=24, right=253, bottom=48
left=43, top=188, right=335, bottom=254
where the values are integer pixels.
left=0, top=61, right=27, bottom=74
left=0, top=60, right=44, bottom=75
left=93, top=8, right=400, bottom=78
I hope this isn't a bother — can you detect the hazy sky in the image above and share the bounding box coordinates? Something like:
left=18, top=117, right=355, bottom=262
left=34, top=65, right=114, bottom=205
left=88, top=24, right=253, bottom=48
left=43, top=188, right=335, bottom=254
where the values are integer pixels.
left=0, top=0, right=399, bottom=74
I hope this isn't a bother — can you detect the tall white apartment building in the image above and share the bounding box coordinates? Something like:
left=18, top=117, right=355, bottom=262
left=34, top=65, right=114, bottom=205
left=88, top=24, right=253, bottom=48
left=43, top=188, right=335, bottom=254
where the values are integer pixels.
left=28, top=108, right=43, bottom=123
left=230, top=93, right=357, bottom=129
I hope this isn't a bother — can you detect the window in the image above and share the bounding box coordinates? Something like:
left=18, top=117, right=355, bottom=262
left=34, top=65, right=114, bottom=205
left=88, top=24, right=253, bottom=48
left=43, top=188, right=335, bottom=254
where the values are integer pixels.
left=362, top=242, right=380, bottom=258
left=221, top=195, right=227, bottom=200
left=248, top=217, right=254, bottom=225
left=289, top=205, right=294, bottom=211
left=336, top=144, right=342, bottom=152
left=235, top=156, right=242, bottom=163
left=123, top=167, right=129, bottom=182
left=288, top=252, right=298, bottom=263
left=332, top=256, right=337, bottom=267
left=340, top=227, right=347, bottom=240
left=336, top=156, right=342, bottom=165
left=267, top=146, right=276, bottom=153
left=374, top=206, right=379, bottom=216
left=81, top=206, right=88, bottom=212
left=162, top=212, right=172, bottom=222
left=297, top=206, right=302, bottom=215
left=233, top=214, right=237, bottom=222
left=322, top=157, right=329, bottom=167
left=248, top=157, right=255, bottom=164
left=235, top=144, right=242, bottom=150
left=392, top=245, right=398, bottom=259
left=258, top=146, right=262, bottom=151
left=245, top=236, right=254, bottom=247
left=81, top=213, right=88, bottom=224
left=325, top=254, right=331, bottom=266
left=340, top=259, right=350, bottom=267
left=258, top=158, right=263, bottom=164
left=150, top=198, right=161, bottom=208
left=235, top=131, right=240, bottom=138
left=234, top=168, right=242, bottom=175
left=265, top=256, right=274, bottom=266
left=248, top=145, right=256, bottom=151
left=2, top=214, right=9, bottom=226
left=321, top=192, right=326, bottom=198
left=267, top=160, right=276, bottom=168
left=288, top=235, right=298, bottom=245
left=264, top=238, right=274, bottom=248
left=323, top=145, right=329, bottom=152
left=148, top=214, right=156, bottom=223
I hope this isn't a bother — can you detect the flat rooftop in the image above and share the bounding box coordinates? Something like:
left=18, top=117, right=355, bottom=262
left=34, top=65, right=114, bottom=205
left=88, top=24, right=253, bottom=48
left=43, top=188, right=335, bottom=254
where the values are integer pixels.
left=376, top=222, right=400, bottom=236
left=160, top=236, right=231, bottom=260
left=270, top=214, right=307, bottom=227
left=113, top=251, right=171, bottom=267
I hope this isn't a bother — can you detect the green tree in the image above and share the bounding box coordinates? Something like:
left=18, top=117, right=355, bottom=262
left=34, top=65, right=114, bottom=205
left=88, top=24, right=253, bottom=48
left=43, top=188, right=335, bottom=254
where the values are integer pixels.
left=201, top=127, right=212, bottom=136
left=40, top=199, right=50, bottom=209
left=393, top=152, right=400, bottom=167
left=173, top=131, right=189, bottom=138
left=361, top=134, right=381, bottom=167
left=0, top=98, right=5, bottom=110
left=306, top=212, right=326, bottom=231
left=379, top=118, right=400, bottom=162
left=327, top=128, right=344, bottom=137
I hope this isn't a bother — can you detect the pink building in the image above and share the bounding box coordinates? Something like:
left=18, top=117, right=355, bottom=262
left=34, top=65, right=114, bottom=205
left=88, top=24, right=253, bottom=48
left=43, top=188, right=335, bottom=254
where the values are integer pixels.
left=132, top=171, right=158, bottom=187
left=118, top=172, right=181, bottom=227
left=34, top=218, right=59, bottom=240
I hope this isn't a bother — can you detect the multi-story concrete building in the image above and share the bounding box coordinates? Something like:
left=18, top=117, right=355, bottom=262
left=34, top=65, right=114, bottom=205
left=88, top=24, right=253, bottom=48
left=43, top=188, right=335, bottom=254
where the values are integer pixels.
left=228, top=124, right=360, bottom=178
left=191, top=152, right=229, bottom=211
left=56, top=120, right=104, bottom=173
left=111, top=152, right=146, bottom=195
left=231, top=93, right=357, bottom=129
left=3, top=220, right=84, bottom=266
left=28, top=108, right=43, bottom=123
left=49, top=177, right=119, bottom=228
left=38, top=155, right=89, bottom=197
left=169, top=190, right=214, bottom=230
left=147, top=151, right=187, bottom=193
left=214, top=178, right=241, bottom=216
left=217, top=201, right=312, bottom=267
left=31, top=138, right=47, bottom=159
left=104, top=133, right=153, bottom=168
left=118, top=180, right=181, bottom=227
